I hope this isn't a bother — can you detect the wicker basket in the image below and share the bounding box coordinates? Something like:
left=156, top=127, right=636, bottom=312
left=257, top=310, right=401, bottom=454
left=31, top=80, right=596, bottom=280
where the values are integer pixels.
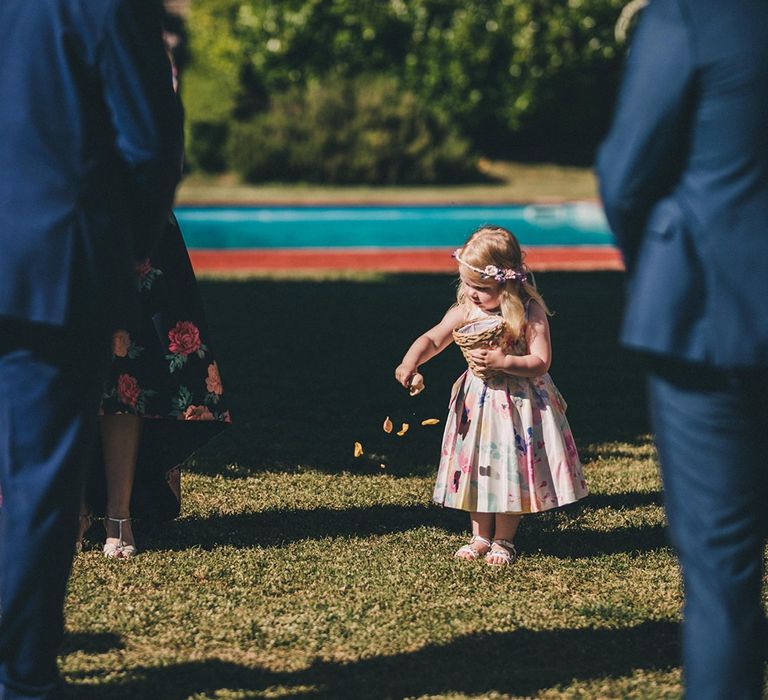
left=453, top=315, right=509, bottom=379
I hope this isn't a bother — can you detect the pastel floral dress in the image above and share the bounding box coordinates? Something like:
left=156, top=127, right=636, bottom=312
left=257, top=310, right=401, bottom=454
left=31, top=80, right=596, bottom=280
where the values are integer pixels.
left=88, top=214, right=231, bottom=521
left=433, top=304, right=588, bottom=514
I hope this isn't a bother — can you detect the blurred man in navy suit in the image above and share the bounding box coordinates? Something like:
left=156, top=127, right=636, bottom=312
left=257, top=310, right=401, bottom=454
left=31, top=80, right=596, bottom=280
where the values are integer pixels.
left=598, top=1, right=768, bottom=697
left=0, top=1, right=182, bottom=697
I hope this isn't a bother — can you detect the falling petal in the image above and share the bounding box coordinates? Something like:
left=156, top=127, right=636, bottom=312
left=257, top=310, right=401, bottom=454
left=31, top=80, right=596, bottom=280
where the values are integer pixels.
left=379, top=463, right=386, bottom=469
left=353, top=441, right=364, bottom=458
left=383, top=416, right=393, bottom=434
left=396, top=423, right=409, bottom=436
left=421, top=418, right=440, bottom=426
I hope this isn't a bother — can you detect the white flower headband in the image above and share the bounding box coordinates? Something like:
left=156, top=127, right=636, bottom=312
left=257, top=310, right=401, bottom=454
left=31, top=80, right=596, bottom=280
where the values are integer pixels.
left=452, top=249, right=528, bottom=284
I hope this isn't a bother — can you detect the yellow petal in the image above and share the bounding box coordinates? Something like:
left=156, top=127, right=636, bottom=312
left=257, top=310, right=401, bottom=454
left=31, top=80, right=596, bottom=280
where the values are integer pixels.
left=382, top=416, right=393, bottom=434
left=353, top=441, right=364, bottom=457
left=421, top=418, right=440, bottom=426
left=396, top=423, right=410, bottom=436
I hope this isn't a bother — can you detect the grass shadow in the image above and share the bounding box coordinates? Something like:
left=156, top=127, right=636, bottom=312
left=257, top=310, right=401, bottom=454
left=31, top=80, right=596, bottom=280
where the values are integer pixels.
left=521, top=523, right=669, bottom=558
left=61, top=631, right=124, bottom=656
left=63, top=621, right=679, bottom=699
left=299, top=621, right=680, bottom=699
left=190, top=272, right=648, bottom=477
left=139, top=503, right=669, bottom=558
left=585, top=491, right=663, bottom=510
left=139, top=504, right=466, bottom=551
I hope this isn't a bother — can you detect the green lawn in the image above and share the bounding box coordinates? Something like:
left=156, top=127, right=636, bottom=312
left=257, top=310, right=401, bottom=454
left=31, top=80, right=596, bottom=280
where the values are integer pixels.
left=176, top=162, right=598, bottom=205
left=62, top=272, right=690, bottom=699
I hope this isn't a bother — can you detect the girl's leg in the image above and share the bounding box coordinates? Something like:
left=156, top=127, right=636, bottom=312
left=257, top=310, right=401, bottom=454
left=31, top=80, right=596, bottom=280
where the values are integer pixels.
left=455, top=512, right=494, bottom=560
left=487, top=513, right=521, bottom=565
left=493, top=513, right=521, bottom=542
left=100, top=414, right=141, bottom=553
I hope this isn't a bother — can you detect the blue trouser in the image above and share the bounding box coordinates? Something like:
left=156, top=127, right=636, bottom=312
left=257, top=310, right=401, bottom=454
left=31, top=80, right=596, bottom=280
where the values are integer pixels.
left=0, top=319, right=108, bottom=700
left=647, top=360, right=768, bottom=700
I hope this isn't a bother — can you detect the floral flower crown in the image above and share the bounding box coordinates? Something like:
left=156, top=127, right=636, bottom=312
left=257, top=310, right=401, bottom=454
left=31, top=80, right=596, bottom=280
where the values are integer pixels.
left=452, top=249, right=528, bottom=284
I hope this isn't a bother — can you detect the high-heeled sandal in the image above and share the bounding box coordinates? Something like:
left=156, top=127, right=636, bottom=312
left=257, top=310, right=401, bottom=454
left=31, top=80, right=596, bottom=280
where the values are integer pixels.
left=75, top=512, right=93, bottom=554
left=103, top=516, right=138, bottom=559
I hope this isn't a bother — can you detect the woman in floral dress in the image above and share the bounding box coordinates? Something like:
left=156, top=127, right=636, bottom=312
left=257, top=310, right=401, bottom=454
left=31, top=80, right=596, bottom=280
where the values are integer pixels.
left=80, top=214, right=230, bottom=558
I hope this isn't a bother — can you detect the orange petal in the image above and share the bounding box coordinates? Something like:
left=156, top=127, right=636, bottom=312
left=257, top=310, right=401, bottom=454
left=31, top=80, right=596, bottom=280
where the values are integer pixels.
left=353, top=441, right=364, bottom=457
left=383, top=416, right=393, bottom=434
left=421, top=418, right=440, bottom=426
left=396, top=423, right=409, bottom=436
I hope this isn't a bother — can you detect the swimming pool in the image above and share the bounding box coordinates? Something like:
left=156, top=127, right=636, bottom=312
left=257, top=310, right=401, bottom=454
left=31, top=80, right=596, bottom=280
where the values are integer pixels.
left=174, top=202, right=614, bottom=249
left=174, top=202, right=622, bottom=273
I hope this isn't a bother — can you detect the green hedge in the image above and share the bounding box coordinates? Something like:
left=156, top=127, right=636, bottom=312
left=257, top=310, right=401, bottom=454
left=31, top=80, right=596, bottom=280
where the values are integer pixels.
left=227, top=76, right=476, bottom=184
left=183, top=0, right=627, bottom=178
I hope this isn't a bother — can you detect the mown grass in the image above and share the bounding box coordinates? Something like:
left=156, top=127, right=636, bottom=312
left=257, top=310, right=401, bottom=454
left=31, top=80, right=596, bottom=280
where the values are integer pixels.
left=61, top=272, right=691, bottom=699
left=176, top=161, right=598, bottom=205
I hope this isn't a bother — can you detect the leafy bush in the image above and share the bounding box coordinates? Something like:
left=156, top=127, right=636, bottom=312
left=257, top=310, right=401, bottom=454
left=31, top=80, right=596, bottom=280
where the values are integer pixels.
left=183, top=0, right=627, bottom=176
left=186, top=121, right=230, bottom=173
left=227, top=77, right=477, bottom=184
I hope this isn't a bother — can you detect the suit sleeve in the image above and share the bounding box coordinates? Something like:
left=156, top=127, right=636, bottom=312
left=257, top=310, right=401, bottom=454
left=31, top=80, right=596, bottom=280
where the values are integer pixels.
left=596, top=0, right=695, bottom=268
left=99, top=0, right=184, bottom=258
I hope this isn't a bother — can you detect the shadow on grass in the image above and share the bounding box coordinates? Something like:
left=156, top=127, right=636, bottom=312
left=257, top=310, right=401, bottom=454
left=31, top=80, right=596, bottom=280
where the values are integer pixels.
left=140, top=502, right=669, bottom=558
left=585, top=490, right=663, bottom=509
left=191, top=272, right=649, bottom=477
left=64, top=621, right=679, bottom=699
left=61, top=631, right=124, bottom=656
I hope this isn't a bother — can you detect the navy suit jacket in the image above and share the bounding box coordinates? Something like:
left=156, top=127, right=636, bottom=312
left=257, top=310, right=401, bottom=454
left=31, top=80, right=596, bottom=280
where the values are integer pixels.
left=597, top=0, right=768, bottom=368
left=0, top=0, right=183, bottom=329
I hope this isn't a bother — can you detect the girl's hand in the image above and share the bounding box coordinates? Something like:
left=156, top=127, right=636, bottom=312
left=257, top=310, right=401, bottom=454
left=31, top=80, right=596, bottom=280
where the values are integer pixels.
left=468, top=345, right=507, bottom=371
left=395, top=363, right=418, bottom=388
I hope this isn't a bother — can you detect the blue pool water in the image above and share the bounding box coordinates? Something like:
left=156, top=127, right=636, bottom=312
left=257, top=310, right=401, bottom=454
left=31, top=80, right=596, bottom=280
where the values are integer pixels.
left=174, top=203, right=613, bottom=249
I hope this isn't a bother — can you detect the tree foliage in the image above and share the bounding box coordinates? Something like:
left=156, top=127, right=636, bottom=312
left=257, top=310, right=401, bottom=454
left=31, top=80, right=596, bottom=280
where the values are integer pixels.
left=183, top=0, right=627, bottom=178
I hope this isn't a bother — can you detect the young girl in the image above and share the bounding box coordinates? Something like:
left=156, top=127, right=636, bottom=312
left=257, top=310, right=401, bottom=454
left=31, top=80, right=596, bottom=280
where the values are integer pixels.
left=395, top=225, right=588, bottom=566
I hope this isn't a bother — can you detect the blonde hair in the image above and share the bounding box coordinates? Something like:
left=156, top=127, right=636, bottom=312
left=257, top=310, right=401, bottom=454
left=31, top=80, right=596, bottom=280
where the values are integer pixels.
left=454, top=225, right=550, bottom=338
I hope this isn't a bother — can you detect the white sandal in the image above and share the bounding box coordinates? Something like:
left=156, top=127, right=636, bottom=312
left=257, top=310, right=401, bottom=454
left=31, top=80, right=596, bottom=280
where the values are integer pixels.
left=454, top=535, right=492, bottom=561
left=486, top=538, right=517, bottom=566
left=103, top=517, right=137, bottom=559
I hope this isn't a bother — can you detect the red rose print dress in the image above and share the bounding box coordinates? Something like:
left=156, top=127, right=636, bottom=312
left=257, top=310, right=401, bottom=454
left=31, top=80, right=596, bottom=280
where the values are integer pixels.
left=89, top=214, right=231, bottom=520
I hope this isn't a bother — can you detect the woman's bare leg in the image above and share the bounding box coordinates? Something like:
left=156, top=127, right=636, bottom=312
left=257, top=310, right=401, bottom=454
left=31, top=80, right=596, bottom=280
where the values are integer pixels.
left=76, top=494, right=92, bottom=552
left=100, top=414, right=141, bottom=550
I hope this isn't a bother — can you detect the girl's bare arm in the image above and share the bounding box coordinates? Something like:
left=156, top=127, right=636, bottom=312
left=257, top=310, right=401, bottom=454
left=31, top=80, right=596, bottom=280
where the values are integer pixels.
left=395, top=306, right=465, bottom=387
